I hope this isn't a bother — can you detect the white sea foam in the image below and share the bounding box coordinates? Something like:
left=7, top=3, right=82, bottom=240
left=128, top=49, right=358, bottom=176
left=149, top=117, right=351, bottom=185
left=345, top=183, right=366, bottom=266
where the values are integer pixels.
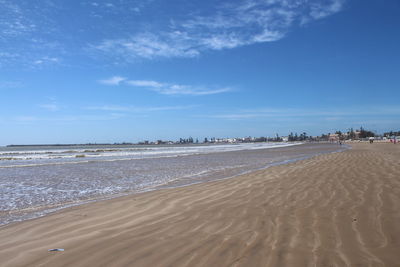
left=0, top=142, right=300, bottom=168
left=0, top=142, right=344, bottom=226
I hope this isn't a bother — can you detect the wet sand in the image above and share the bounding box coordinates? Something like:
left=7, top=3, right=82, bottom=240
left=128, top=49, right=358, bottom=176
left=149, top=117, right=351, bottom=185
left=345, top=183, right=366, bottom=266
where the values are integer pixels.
left=0, top=143, right=399, bottom=266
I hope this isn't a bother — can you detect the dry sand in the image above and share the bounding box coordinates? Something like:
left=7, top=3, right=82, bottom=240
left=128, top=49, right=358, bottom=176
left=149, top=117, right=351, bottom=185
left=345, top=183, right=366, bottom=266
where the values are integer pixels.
left=0, top=143, right=399, bottom=267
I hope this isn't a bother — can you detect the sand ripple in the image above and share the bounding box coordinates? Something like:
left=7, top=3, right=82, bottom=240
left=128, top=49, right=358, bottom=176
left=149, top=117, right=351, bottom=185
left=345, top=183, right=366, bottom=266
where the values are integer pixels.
left=0, top=143, right=399, bottom=266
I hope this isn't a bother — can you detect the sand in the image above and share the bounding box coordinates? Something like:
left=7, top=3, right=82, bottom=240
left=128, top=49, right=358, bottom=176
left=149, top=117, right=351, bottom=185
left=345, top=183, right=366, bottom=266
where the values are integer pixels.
left=0, top=143, right=399, bottom=267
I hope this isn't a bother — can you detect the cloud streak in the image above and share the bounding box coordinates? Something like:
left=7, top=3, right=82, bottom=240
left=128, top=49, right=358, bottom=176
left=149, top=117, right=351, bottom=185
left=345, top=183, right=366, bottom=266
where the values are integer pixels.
left=99, top=77, right=232, bottom=96
left=93, top=0, right=345, bottom=60
left=0, top=80, right=23, bottom=88
left=13, top=113, right=125, bottom=123
left=126, top=80, right=232, bottom=96
left=38, top=103, right=60, bottom=112
left=85, top=105, right=197, bottom=112
left=0, top=0, right=64, bottom=68
left=0, top=0, right=36, bottom=38
left=209, top=106, right=400, bottom=120
left=1, top=0, right=346, bottom=66
left=98, top=76, right=126, bottom=85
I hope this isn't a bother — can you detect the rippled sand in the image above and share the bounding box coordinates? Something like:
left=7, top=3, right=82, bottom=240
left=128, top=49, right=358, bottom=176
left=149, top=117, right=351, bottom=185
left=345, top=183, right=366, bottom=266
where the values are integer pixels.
left=0, top=143, right=399, bottom=266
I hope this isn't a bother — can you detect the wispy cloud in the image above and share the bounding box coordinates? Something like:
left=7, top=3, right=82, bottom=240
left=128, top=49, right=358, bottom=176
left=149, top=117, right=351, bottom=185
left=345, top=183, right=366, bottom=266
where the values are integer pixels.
left=38, top=97, right=62, bottom=111
left=209, top=106, right=400, bottom=120
left=38, top=103, right=60, bottom=112
left=126, top=79, right=232, bottom=96
left=93, top=0, right=346, bottom=60
left=0, top=0, right=36, bottom=38
left=0, top=80, right=23, bottom=88
left=0, top=0, right=64, bottom=68
left=85, top=105, right=197, bottom=112
left=99, top=77, right=232, bottom=96
left=13, top=113, right=125, bottom=123
left=14, top=116, right=40, bottom=122
left=93, top=32, right=200, bottom=59
left=33, top=56, right=60, bottom=66
left=10, top=104, right=196, bottom=124
left=309, top=0, right=344, bottom=20
left=98, top=76, right=126, bottom=85
left=126, top=80, right=163, bottom=88
left=1, top=0, right=345, bottom=66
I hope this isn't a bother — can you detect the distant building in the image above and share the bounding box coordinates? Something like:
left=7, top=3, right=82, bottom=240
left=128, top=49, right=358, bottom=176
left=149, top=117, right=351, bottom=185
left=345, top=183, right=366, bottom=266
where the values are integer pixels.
left=328, top=133, right=339, bottom=142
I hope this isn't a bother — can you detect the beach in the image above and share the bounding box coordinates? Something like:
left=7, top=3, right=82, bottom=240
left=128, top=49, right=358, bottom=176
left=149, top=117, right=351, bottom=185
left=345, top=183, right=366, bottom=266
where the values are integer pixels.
left=0, top=143, right=340, bottom=226
left=0, top=142, right=399, bottom=267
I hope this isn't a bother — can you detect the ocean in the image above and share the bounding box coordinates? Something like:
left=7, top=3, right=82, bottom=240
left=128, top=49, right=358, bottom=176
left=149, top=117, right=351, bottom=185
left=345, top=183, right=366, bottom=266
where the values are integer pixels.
left=0, top=142, right=345, bottom=226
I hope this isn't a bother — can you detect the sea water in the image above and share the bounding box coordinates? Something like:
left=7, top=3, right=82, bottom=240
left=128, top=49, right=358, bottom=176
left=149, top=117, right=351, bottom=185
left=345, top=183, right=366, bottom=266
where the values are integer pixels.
left=0, top=142, right=344, bottom=226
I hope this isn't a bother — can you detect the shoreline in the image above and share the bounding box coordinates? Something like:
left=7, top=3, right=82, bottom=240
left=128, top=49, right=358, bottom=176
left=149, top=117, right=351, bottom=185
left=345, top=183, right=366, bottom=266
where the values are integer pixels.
left=1, top=143, right=399, bottom=266
left=0, top=143, right=346, bottom=227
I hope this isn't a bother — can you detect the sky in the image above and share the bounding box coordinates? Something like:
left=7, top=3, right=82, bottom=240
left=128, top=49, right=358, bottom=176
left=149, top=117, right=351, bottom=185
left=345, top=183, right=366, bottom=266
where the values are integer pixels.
left=1, top=0, right=399, bottom=145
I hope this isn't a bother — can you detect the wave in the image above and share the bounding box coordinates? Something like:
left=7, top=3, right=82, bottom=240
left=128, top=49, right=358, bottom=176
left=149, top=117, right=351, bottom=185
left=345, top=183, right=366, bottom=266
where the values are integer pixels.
left=0, top=143, right=300, bottom=167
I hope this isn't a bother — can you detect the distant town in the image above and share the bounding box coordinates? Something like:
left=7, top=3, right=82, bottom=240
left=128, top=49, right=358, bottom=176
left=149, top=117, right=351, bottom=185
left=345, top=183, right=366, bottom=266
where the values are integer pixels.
left=137, top=127, right=399, bottom=145
left=6, top=127, right=399, bottom=147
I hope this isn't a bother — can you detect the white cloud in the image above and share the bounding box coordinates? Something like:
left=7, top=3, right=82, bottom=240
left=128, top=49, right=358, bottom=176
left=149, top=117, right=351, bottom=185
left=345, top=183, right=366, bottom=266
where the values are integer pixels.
left=0, top=80, right=22, bottom=88
left=38, top=103, right=60, bottom=111
left=99, top=76, right=232, bottom=96
left=209, top=106, right=400, bottom=120
left=149, top=85, right=231, bottom=96
left=85, top=105, right=131, bottom=112
left=126, top=80, right=163, bottom=88
left=33, top=56, right=60, bottom=66
left=85, top=105, right=196, bottom=112
left=1, top=0, right=345, bottom=67
left=0, top=1, right=36, bottom=38
left=0, top=1, right=64, bottom=68
left=13, top=113, right=125, bottom=123
left=126, top=79, right=232, bottom=96
left=211, top=114, right=264, bottom=120
left=14, top=116, right=39, bottom=122
left=93, top=0, right=346, bottom=60
left=94, top=33, right=200, bottom=59
left=98, top=76, right=126, bottom=85
left=310, top=0, right=345, bottom=20
left=38, top=97, right=62, bottom=112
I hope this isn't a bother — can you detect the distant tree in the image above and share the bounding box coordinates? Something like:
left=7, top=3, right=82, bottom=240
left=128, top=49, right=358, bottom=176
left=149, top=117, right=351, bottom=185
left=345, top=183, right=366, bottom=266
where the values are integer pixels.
left=255, top=137, right=267, bottom=142
left=288, top=132, right=294, bottom=142
left=335, top=131, right=344, bottom=140
left=204, top=137, right=208, bottom=143
left=384, top=131, right=400, bottom=137
left=320, top=134, right=328, bottom=141
left=299, top=132, right=307, bottom=141
left=348, top=128, right=356, bottom=140
left=358, top=127, right=375, bottom=138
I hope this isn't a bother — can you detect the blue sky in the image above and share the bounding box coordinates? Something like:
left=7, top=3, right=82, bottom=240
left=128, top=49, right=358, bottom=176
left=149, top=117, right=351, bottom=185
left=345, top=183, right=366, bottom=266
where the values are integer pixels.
left=1, top=0, right=399, bottom=144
